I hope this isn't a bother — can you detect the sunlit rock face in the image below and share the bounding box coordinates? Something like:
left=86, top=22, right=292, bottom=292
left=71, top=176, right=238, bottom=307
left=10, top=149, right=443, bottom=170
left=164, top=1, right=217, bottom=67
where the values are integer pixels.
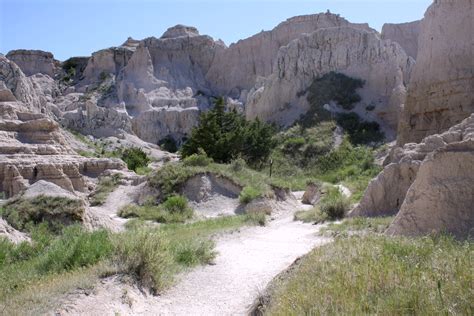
left=381, top=20, right=421, bottom=59
left=206, top=12, right=374, bottom=98
left=245, top=26, right=413, bottom=133
left=397, top=0, right=474, bottom=146
left=6, top=49, right=59, bottom=77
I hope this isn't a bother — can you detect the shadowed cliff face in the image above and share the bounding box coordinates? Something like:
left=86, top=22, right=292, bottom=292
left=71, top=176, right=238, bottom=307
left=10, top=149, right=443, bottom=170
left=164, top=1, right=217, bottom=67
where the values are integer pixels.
left=397, top=0, right=474, bottom=146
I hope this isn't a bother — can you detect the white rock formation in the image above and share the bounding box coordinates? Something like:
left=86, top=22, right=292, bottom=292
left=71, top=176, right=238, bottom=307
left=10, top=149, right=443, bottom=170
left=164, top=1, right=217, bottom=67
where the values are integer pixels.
left=352, top=114, right=474, bottom=239
left=245, top=26, right=414, bottom=132
left=381, top=20, right=421, bottom=59
left=386, top=139, right=474, bottom=239
left=206, top=12, right=374, bottom=97
left=397, top=0, right=474, bottom=145
left=6, top=49, right=59, bottom=77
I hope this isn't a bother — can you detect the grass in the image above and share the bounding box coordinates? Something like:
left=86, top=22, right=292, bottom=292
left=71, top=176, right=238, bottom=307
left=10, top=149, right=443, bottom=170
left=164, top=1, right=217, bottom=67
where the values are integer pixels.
left=259, top=233, right=473, bottom=315
left=0, top=214, right=264, bottom=313
left=89, top=173, right=122, bottom=206
left=294, top=207, right=327, bottom=224
left=119, top=195, right=194, bottom=224
left=319, top=216, right=395, bottom=237
left=0, top=196, right=84, bottom=233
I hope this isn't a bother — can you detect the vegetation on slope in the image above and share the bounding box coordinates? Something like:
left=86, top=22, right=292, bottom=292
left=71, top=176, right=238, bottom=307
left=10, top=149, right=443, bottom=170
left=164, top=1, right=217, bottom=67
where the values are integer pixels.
left=149, top=151, right=283, bottom=202
left=0, top=196, right=84, bottom=233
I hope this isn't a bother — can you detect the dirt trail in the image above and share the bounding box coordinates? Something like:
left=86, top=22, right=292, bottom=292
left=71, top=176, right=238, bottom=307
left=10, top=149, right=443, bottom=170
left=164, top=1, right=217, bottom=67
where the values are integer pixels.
left=58, top=196, right=330, bottom=316
left=85, top=183, right=143, bottom=232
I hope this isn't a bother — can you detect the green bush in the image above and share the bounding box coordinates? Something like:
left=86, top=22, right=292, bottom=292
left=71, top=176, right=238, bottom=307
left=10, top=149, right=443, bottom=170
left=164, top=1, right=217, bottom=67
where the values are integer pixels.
left=181, top=97, right=276, bottom=165
left=319, top=187, right=349, bottom=220
left=171, top=239, right=216, bottom=266
left=336, top=112, right=384, bottom=145
left=230, top=157, right=247, bottom=172
left=239, top=186, right=261, bottom=204
left=245, top=211, right=267, bottom=227
left=182, top=151, right=213, bottom=167
left=159, top=136, right=178, bottom=153
left=112, top=229, right=173, bottom=293
left=121, top=147, right=150, bottom=172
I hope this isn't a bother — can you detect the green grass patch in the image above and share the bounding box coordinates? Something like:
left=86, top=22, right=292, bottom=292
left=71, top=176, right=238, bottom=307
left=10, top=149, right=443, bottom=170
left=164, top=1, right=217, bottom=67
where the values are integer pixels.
left=260, top=234, right=473, bottom=315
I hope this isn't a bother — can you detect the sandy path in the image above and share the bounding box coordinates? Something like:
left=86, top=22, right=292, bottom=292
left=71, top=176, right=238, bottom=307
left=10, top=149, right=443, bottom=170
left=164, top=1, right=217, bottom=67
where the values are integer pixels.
left=58, top=197, right=330, bottom=316
left=85, top=183, right=143, bottom=232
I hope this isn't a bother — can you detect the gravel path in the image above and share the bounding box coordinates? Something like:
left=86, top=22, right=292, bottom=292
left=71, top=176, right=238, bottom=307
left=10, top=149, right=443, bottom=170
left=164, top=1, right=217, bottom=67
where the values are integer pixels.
left=58, top=196, right=330, bottom=316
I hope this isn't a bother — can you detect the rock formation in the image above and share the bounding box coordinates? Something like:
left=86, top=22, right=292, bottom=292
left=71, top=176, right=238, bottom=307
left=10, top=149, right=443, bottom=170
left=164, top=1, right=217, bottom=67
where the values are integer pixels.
left=351, top=114, right=474, bottom=238
left=0, top=55, right=126, bottom=198
left=397, top=0, right=474, bottom=145
left=245, top=27, right=414, bottom=132
left=6, top=49, right=59, bottom=77
left=381, top=20, right=421, bottom=59
left=206, top=12, right=374, bottom=97
left=386, top=139, right=474, bottom=239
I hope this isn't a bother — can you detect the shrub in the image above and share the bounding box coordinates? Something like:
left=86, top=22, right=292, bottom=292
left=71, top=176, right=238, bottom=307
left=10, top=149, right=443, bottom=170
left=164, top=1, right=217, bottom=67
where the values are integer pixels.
left=319, top=187, right=349, bottom=220
left=112, top=229, right=173, bottom=293
left=162, top=195, right=192, bottom=215
left=336, top=112, right=384, bottom=145
left=182, top=150, right=213, bottom=167
left=245, top=211, right=267, bottom=226
left=171, top=239, right=216, bottom=266
left=181, top=97, right=276, bottom=165
left=294, top=207, right=328, bottom=224
left=230, top=157, right=247, bottom=172
left=121, top=147, right=150, bottom=172
left=159, top=136, right=178, bottom=153
left=239, top=186, right=261, bottom=204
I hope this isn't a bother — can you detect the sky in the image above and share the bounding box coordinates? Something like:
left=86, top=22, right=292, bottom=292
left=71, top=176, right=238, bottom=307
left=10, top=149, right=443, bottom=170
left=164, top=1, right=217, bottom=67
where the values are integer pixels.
left=0, top=0, right=432, bottom=61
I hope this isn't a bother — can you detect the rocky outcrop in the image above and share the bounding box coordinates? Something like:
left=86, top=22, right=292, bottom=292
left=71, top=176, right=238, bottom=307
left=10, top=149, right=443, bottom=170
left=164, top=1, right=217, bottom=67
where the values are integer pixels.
left=386, top=140, right=474, bottom=239
left=397, top=0, right=474, bottom=145
left=206, top=12, right=374, bottom=97
left=80, top=47, right=134, bottom=86
left=6, top=49, right=59, bottom=77
left=352, top=114, right=474, bottom=236
left=61, top=100, right=132, bottom=138
left=246, top=26, right=414, bottom=132
left=381, top=20, right=421, bottom=59
left=0, top=55, right=41, bottom=110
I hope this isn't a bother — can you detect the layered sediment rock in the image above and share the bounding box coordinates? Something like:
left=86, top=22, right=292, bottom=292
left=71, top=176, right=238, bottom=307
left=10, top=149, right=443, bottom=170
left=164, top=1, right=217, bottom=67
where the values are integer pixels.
left=381, top=21, right=420, bottom=59
left=397, top=0, right=474, bottom=145
left=6, top=49, right=59, bottom=77
left=246, top=27, right=413, bottom=132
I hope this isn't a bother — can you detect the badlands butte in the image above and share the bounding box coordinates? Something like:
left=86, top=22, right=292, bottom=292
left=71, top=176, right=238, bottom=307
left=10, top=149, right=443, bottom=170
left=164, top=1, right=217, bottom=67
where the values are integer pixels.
left=0, top=0, right=473, bottom=314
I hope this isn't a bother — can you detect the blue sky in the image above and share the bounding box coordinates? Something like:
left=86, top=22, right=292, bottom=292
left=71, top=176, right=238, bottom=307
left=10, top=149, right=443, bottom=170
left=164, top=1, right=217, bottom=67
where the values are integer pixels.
left=1, top=0, right=432, bottom=61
